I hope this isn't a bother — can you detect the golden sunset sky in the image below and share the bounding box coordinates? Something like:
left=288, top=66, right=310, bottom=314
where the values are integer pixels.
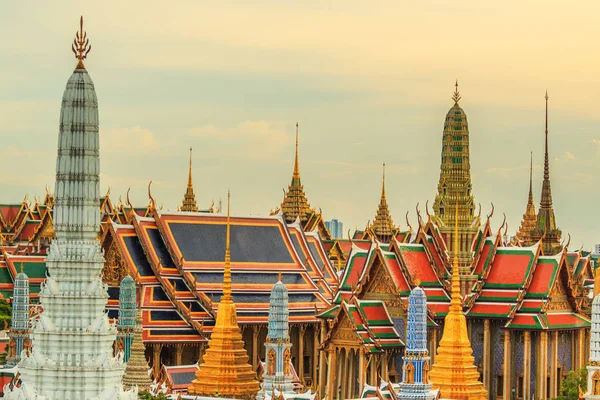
left=1, top=1, right=599, bottom=246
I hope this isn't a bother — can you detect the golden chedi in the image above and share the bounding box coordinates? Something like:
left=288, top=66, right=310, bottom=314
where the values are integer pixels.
left=188, top=192, right=259, bottom=398
left=429, top=204, right=487, bottom=400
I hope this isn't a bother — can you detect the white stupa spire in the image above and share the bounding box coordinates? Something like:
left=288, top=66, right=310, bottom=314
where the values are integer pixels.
left=4, top=17, right=135, bottom=400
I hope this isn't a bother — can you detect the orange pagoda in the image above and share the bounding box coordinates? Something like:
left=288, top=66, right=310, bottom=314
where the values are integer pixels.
left=187, top=192, right=260, bottom=398
left=429, top=205, right=487, bottom=400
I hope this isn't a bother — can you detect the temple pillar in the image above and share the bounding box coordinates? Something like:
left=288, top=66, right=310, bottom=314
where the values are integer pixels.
left=503, top=330, right=511, bottom=400
left=312, top=324, right=319, bottom=385
left=430, top=328, right=437, bottom=364
left=347, top=349, right=355, bottom=397
left=382, top=352, right=389, bottom=381
left=152, top=343, right=163, bottom=379
left=319, top=321, right=327, bottom=398
left=175, top=344, right=183, bottom=366
left=252, top=325, right=260, bottom=370
left=326, top=348, right=337, bottom=400
left=537, top=331, right=548, bottom=400
left=577, top=329, right=585, bottom=369
left=523, top=331, right=531, bottom=400
left=198, top=342, right=206, bottom=364
left=358, top=347, right=366, bottom=394
left=483, top=319, right=490, bottom=391
left=298, top=324, right=306, bottom=383
left=550, top=331, right=558, bottom=398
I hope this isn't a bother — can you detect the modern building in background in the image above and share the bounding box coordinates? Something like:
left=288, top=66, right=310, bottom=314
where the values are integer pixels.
left=325, top=219, right=343, bottom=239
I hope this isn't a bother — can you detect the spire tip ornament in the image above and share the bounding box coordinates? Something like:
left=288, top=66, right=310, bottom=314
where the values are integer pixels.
left=452, top=79, right=461, bottom=105
left=71, top=16, right=91, bottom=69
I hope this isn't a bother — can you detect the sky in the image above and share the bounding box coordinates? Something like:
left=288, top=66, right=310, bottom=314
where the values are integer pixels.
left=0, top=1, right=599, bottom=248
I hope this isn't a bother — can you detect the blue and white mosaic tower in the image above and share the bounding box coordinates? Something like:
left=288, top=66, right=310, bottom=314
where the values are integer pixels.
left=6, top=267, right=30, bottom=368
left=258, top=274, right=295, bottom=399
left=398, top=287, right=435, bottom=400
left=117, top=276, right=137, bottom=362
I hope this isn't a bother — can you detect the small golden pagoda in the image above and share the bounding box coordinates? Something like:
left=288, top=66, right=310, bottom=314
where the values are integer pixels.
left=188, top=192, right=259, bottom=399
left=429, top=204, right=487, bottom=400
left=122, top=309, right=152, bottom=390
left=280, top=123, right=312, bottom=223
left=180, top=146, right=199, bottom=212
left=369, top=163, right=395, bottom=241
left=516, top=152, right=537, bottom=245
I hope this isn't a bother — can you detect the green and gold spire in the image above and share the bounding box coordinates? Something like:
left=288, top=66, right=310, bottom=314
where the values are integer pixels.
left=432, top=81, right=480, bottom=277
left=370, top=162, right=395, bottom=241
left=516, top=152, right=537, bottom=245
left=180, top=146, right=199, bottom=212
left=280, top=123, right=312, bottom=223
left=531, top=92, right=561, bottom=254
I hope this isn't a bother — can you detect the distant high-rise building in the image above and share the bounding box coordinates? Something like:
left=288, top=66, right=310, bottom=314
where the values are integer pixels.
left=594, top=244, right=600, bottom=255
left=325, top=219, right=343, bottom=239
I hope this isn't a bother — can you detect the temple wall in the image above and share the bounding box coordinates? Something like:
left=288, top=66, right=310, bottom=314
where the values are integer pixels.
left=492, top=327, right=504, bottom=399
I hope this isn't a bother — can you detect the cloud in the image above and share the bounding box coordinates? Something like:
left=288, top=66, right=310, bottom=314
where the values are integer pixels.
left=101, top=126, right=159, bottom=153
left=565, top=151, right=575, bottom=160
left=187, top=120, right=292, bottom=158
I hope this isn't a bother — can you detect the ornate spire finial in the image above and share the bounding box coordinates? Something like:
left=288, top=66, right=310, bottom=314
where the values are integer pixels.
left=71, top=16, right=91, bottom=69
left=544, top=91, right=550, bottom=182
left=293, top=122, right=300, bottom=179
left=223, top=190, right=232, bottom=301
left=20, top=262, right=24, bottom=273
left=278, top=271, right=282, bottom=282
left=381, top=162, right=386, bottom=198
left=188, top=146, right=193, bottom=188
left=452, top=79, right=461, bottom=105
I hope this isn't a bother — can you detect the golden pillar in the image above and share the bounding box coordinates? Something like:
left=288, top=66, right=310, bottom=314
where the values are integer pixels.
left=430, top=328, right=437, bottom=364
left=483, top=320, right=491, bottom=391
left=523, top=331, right=531, bottom=400
left=198, top=342, right=206, bottom=364
left=319, top=320, right=327, bottom=398
left=251, top=325, right=260, bottom=370
left=312, top=325, right=319, bottom=385
left=298, top=324, right=306, bottom=382
left=537, top=332, right=548, bottom=400
left=326, top=348, right=337, bottom=400
left=577, top=329, right=585, bottom=370
left=382, top=352, right=389, bottom=381
left=152, top=343, right=163, bottom=379
left=358, top=347, right=366, bottom=394
left=503, top=330, right=511, bottom=400
left=175, top=344, right=183, bottom=365
left=550, top=331, right=558, bottom=398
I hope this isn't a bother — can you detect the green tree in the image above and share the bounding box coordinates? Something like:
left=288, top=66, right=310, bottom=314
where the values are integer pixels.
left=0, top=297, right=12, bottom=328
left=553, top=367, right=587, bottom=400
left=137, top=390, right=168, bottom=400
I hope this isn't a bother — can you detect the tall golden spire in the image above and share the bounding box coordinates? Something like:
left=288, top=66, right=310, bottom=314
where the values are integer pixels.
left=516, top=152, right=537, bottom=245
left=223, top=190, right=232, bottom=301
left=428, top=204, right=487, bottom=400
left=188, top=191, right=259, bottom=398
left=370, top=162, right=395, bottom=241
left=433, top=81, right=479, bottom=281
left=71, top=16, right=91, bottom=70
left=532, top=91, right=561, bottom=253
left=280, top=123, right=312, bottom=223
left=180, top=146, right=199, bottom=212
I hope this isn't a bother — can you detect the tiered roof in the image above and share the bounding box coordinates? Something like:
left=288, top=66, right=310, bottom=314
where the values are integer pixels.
left=280, top=124, right=313, bottom=224
left=516, top=153, right=538, bottom=245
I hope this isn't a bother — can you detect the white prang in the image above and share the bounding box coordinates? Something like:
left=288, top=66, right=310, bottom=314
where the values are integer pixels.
left=4, top=66, right=136, bottom=399
left=585, top=294, right=600, bottom=399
